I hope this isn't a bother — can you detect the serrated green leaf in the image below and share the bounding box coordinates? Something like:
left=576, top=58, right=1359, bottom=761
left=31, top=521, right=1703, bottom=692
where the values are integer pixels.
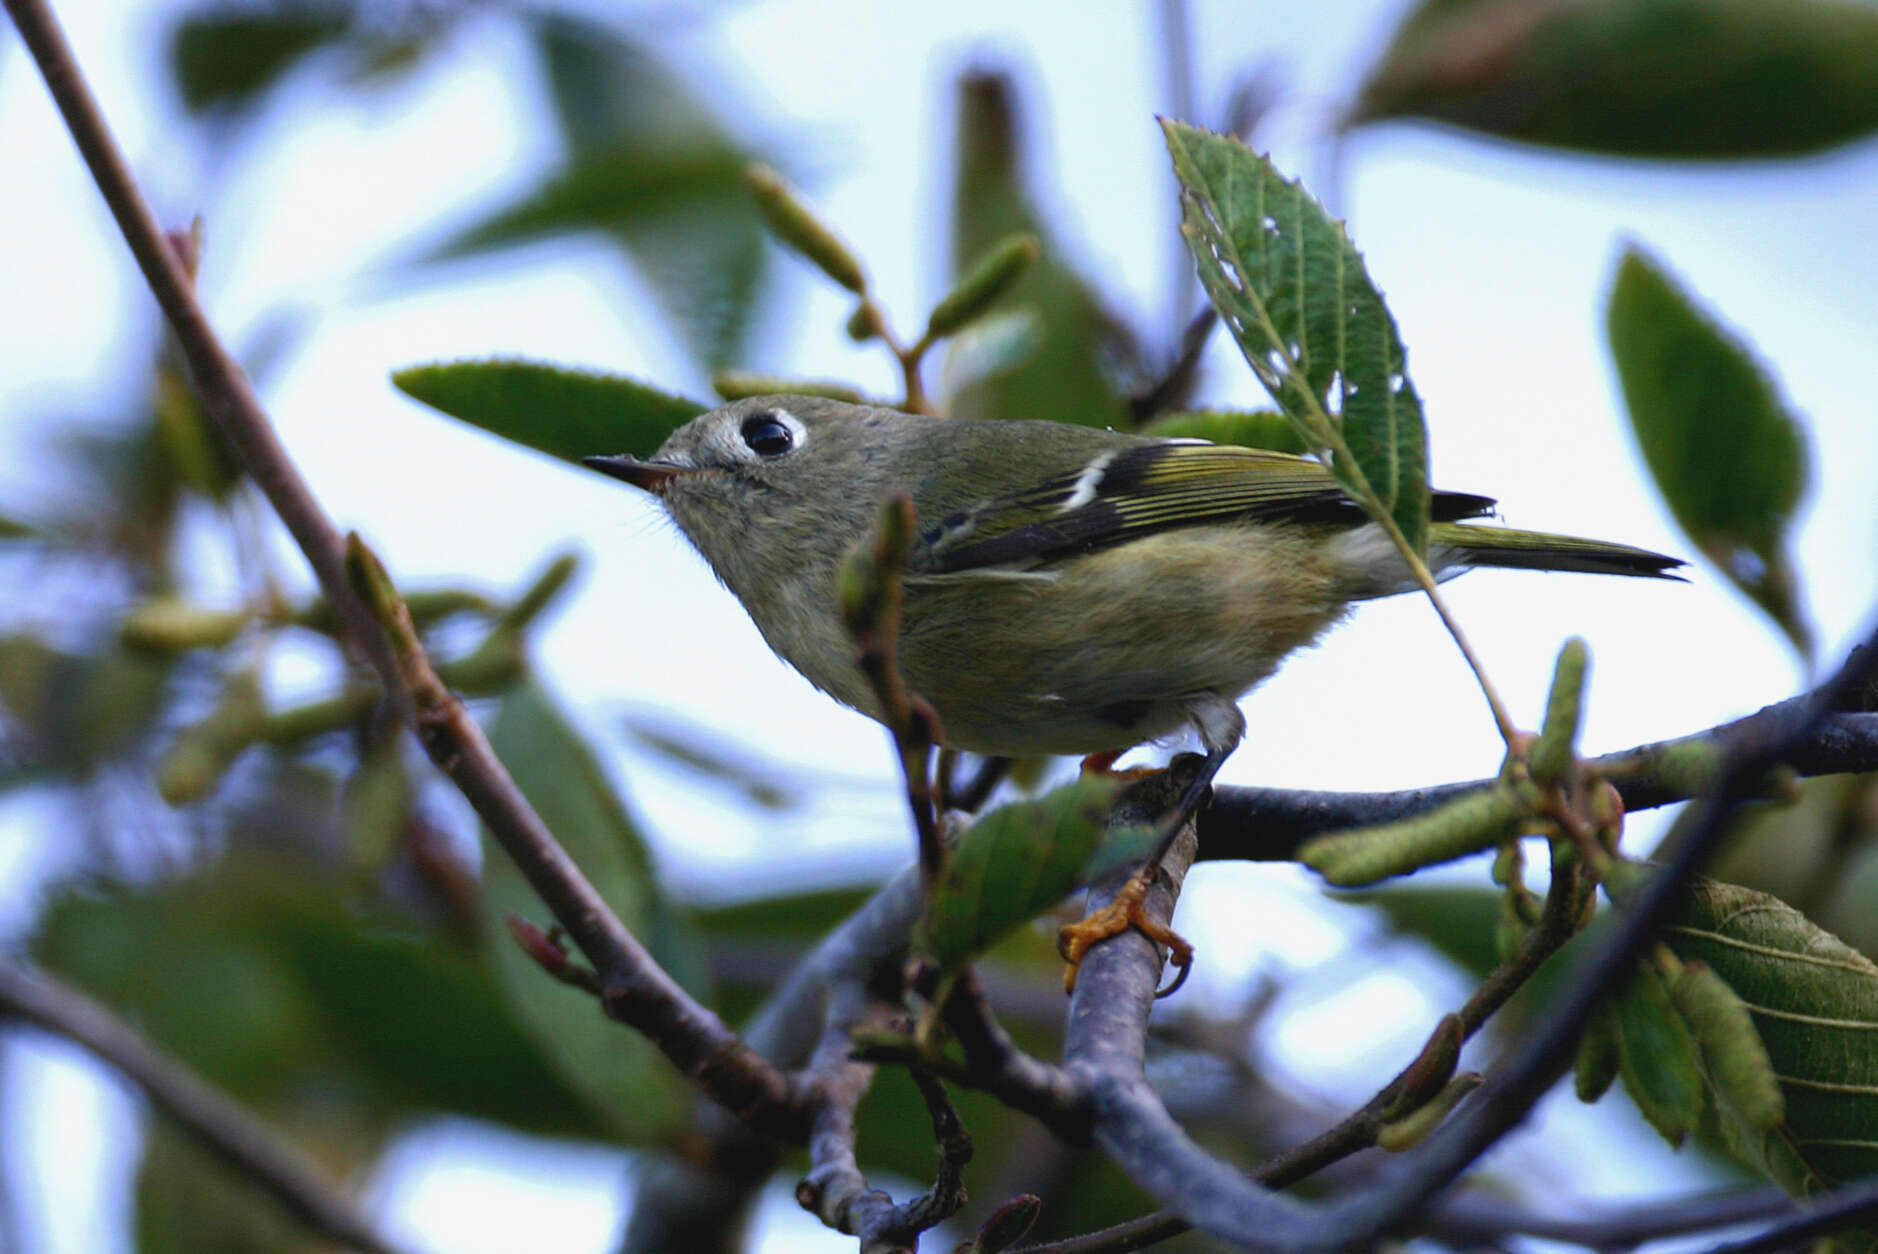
left=1665, top=878, right=1878, bottom=1193
left=1161, top=119, right=1431, bottom=552
left=480, top=676, right=693, bottom=1138
left=946, top=72, right=1132, bottom=429
left=916, top=776, right=1123, bottom=974
left=393, top=358, right=704, bottom=464
left=1349, top=0, right=1878, bottom=160
left=1140, top=408, right=1306, bottom=454
left=1610, top=961, right=1706, bottom=1145
left=1607, top=246, right=1813, bottom=661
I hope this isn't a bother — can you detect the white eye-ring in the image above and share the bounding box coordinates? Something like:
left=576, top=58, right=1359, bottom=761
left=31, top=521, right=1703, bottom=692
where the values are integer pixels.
left=708, top=406, right=805, bottom=462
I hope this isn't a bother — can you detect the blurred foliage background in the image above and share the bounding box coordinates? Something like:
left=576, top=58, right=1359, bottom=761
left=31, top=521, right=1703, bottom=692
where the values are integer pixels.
left=4, top=1, right=1878, bottom=1251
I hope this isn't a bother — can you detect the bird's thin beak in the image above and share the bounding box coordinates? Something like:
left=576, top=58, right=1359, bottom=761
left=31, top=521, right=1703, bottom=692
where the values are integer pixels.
left=581, top=455, right=697, bottom=495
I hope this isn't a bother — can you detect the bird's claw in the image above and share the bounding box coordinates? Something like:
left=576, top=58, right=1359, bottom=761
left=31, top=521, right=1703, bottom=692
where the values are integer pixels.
left=1057, top=870, right=1194, bottom=997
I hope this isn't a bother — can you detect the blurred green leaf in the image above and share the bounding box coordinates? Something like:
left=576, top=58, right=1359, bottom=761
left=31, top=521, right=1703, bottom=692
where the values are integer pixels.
left=1666, top=878, right=1878, bottom=1192
left=1610, top=960, right=1705, bottom=1145
left=1140, top=408, right=1307, bottom=454
left=153, top=361, right=242, bottom=501
left=939, top=308, right=1045, bottom=397
left=947, top=72, right=1133, bottom=428
left=34, top=859, right=603, bottom=1138
left=1607, top=245, right=1813, bottom=661
left=0, top=636, right=172, bottom=786
left=916, top=776, right=1123, bottom=975
left=415, top=15, right=771, bottom=371
left=1349, top=0, right=1878, bottom=160
left=0, top=510, right=40, bottom=540
left=136, top=1123, right=298, bottom=1254
left=168, top=4, right=351, bottom=115
left=481, top=677, right=695, bottom=1139
left=1162, top=119, right=1432, bottom=553
left=393, top=358, right=704, bottom=464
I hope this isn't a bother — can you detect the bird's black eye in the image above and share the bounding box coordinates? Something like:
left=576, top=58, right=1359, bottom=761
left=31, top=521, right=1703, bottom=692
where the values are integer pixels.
left=740, top=413, right=795, bottom=457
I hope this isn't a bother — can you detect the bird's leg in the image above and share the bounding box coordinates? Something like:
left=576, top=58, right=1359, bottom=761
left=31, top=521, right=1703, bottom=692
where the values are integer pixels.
left=1060, top=698, right=1242, bottom=995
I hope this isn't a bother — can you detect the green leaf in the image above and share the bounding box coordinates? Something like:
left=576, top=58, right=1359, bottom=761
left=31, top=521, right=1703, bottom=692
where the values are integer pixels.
left=1607, top=246, right=1813, bottom=661
left=1349, top=0, right=1878, bottom=160
left=1665, top=878, right=1878, bottom=1193
left=393, top=358, right=704, bottom=464
left=1609, top=960, right=1706, bottom=1145
left=0, top=510, right=38, bottom=540
left=428, top=13, right=772, bottom=372
left=946, top=72, right=1133, bottom=429
left=480, top=676, right=693, bottom=1138
left=33, top=859, right=603, bottom=1138
left=0, top=635, right=173, bottom=786
left=167, top=4, right=351, bottom=114
left=1161, top=119, right=1431, bottom=553
left=1139, top=408, right=1306, bottom=454
left=916, top=776, right=1123, bottom=974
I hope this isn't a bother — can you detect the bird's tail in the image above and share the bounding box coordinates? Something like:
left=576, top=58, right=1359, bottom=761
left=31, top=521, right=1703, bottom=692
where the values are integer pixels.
left=1433, top=523, right=1686, bottom=580
left=1332, top=522, right=1684, bottom=600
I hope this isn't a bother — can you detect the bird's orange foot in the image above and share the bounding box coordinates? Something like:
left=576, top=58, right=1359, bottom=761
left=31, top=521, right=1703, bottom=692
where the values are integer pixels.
left=1057, top=870, right=1194, bottom=997
left=1079, top=749, right=1161, bottom=782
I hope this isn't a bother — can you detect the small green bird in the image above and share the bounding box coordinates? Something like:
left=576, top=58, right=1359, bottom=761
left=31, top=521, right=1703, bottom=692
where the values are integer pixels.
left=586, top=395, right=1680, bottom=980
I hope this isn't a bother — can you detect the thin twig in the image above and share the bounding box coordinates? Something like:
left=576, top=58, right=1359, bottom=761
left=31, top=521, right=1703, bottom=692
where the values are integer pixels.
left=0, top=963, right=414, bottom=1254
left=347, top=538, right=812, bottom=1140
left=6, top=0, right=811, bottom=1145
left=842, top=494, right=946, bottom=881
left=2, top=0, right=403, bottom=701
left=1693, top=1177, right=1878, bottom=1254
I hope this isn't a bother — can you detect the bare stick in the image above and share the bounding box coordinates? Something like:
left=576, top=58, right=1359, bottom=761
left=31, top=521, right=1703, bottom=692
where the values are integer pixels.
left=0, top=963, right=414, bottom=1254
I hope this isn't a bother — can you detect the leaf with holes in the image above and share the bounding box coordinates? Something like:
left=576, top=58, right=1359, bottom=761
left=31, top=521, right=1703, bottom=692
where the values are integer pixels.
left=1161, top=119, right=1430, bottom=552
left=915, top=776, right=1123, bottom=975
left=394, top=358, right=704, bottom=465
left=1607, top=246, right=1813, bottom=662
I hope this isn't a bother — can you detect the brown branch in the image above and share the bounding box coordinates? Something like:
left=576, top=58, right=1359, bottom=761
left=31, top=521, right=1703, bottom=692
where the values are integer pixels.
left=346, top=537, right=812, bottom=1140
left=0, top=963, right=414, bottom=1254
left=796, top=988, right=973, bottom=1252
left=7, top=0, right=809, bottom=1146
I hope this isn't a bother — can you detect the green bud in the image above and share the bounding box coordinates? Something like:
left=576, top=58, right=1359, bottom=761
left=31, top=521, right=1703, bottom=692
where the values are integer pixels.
left=1652, top=737, right=1724, bottom=799
left=1531, top=636, right=1588, bottom=786
left=845, top=304, right=878, bottom=342
left=121, top=598, right=248, bottom=653
left=1668, top=957, right=1785, bottom=1131
left=156, top=669, right=266, bottom=803
left=743, top=164, right=867, bottom=293
left=1377, top=1072, right=1482, bottom=1151
left=499, top=551, right=581, bottom=634
left=957, top=1194, right=1042, bottom=1253
left=1298, top=786, right=1526, bottom=887
left=925, top=232, right=1039, bottom=340
left=712, top=372, right=865, bottom=403
left=1381, top=1013, right=1462, bottom=1122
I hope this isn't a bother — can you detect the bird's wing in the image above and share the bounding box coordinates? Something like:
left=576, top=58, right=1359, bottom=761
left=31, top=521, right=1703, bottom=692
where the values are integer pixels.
left=909, top=441, right=1492, bottom=575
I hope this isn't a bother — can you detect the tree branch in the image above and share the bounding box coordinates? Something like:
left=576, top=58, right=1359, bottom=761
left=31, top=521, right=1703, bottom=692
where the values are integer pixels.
left=1199, top=701, right=1878, bottom=862
left=6, top=0, right=810, bottom=1146
left=0, top=963, right=414, bottom=1254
